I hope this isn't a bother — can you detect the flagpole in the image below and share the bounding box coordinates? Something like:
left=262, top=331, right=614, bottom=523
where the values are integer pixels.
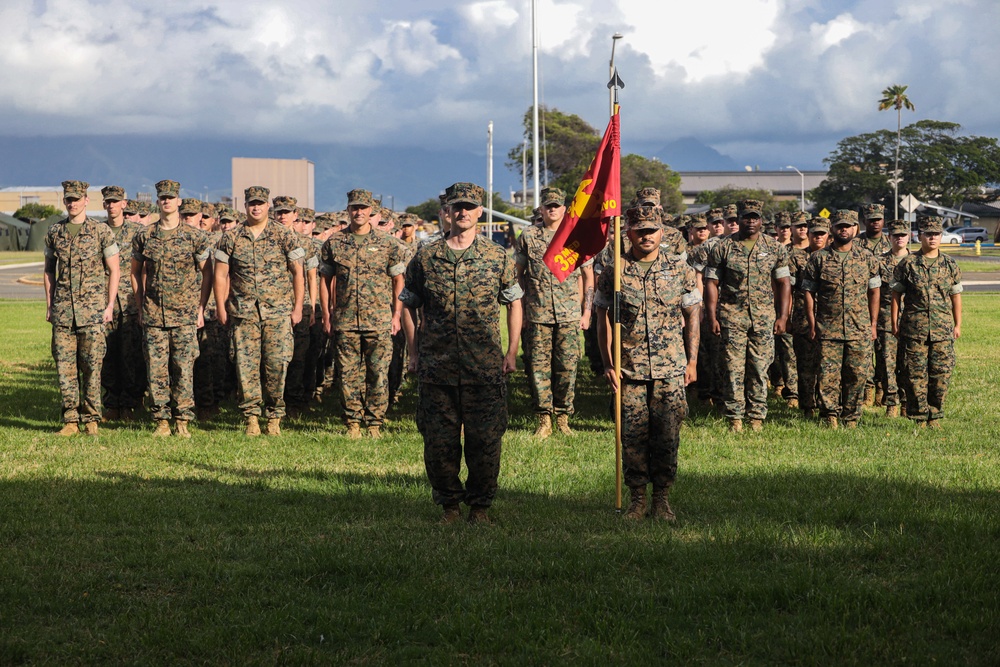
left=608, top=70, right=624, bottom=512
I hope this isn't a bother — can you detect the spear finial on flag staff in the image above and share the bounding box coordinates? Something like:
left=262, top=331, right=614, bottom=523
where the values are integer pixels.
left=607, top=69, right=625, bottom=512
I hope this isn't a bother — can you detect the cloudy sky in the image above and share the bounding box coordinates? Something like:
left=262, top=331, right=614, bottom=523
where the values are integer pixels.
left=3, top=0, right=999, bottom=174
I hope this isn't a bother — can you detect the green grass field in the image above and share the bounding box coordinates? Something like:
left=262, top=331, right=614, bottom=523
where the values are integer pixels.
left=1, top=298, right=998, bottom=664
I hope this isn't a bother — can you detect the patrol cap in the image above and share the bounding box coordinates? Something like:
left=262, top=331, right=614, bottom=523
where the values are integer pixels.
left=444, top=182, right=485, bottom=207
left=672, top=214, right=687, bottom=229
left=123, top=199, right=139, bottom=215
left=831, top=209, right=859, bottom=227
left=155, top=180, right=181, bottom=199
left=737, top=199, right=764, bottom=219
left=888, top=220, right=910, bottom=236
left=625, top=205, right=662, bottom=231
left=179, top=198, right=202, bottom=214
left=201, top=202, right=217, bottom=218
left=635, top=187, right=660, bottom=206
left=379, top=207, right=393, bottom=220
left=774, top=211, right=791, bottom=228
left=101, top=185, right=125, bottom=202
left=346, top=189, right=375, bottom=208
left=723, top=203, right=738, bottom=220
left=707, top=207, right=725, bottom=224
left=272, top=195, right=297, bottom=213
left=863, top=203, right=885, bottom=220
left=62, top=180, right=89, bottom=200
left=438, top=192, right=448, bottom=206
left=218, top=206, right=237, bottom=222
left=809, top=218, right=830, bottom=234
left=688, top=213, right=708, bottom=229
left=540, top=187, right=566, bottom=206
left=245, top=186, right=269, bottom=204
left=298, top=207, right=315, bottom=223
left=399, top=213, right=416, bottom=227
left=791, top=211, right=809, bottom=226
left=917, top=215, right=944, bottom=233
left=532, top=206, right=543, bottom=223
left=136, top=201, right=152, bottom=216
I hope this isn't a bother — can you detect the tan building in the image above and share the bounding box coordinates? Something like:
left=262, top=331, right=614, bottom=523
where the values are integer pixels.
left=0, top=186, right=107, bottom=217
left=231, top=158, right=314, bottom=212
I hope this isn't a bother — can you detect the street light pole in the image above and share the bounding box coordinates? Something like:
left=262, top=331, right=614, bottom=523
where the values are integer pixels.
left=609, top=32, right=623, bottom=117
left=785, top=165, right=804, bottom=212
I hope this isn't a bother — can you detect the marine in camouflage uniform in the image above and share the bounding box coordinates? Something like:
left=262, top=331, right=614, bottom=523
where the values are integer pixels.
left=891, top=216, right=963, bottom=427
left=770, top=211, right=797, bottom=404
left=514, top=187, right=593, bottom=437
left=800, top=210, right=880, bottom=428
left=214, top=186, right=305, bottom=435
left=388, top=213, right=420, bottom=406
left=193, top=206, right=228, bottom=419
left=875, top=221, right=911, bottom=416
left=132, top=180, right=213, bottom=436
left=44, top=180, right=120, bottom=435
left=687, top=209, right=727, bottom=406
left=296, top=208, right=327, bottom=407
left=705, top=199, right=791, bottom=431
left=596, top=205, right=702, bottom=521
left=856, top=203, right=889, bottom=404
left=320, top=189, right=406, bottom=438
left=400, top=182, right=523, bottom=525
left=99, top=185, right=145, bottom=419
left=789, top=218, right=829, bottom=417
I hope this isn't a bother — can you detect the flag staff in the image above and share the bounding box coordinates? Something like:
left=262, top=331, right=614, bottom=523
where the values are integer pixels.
left=608, top=68, right=624, bottom=511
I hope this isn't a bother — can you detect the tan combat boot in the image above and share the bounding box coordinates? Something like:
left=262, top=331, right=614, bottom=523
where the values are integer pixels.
left=56, top=422, right=79, bottom=437
left=843, top=420, right=858, bottom=429
left=729, top=419, right=743, bottom=434
left=786, top=398, right=799, bottom=409
left=649, top=486, right=676, bottom=522
left=555, top=414, right=573, bottom=436
left=886, top=405, right=900, bottom=418
left=748, top=419, right=764, bottom=433
left=245, top=416, right=261, bottom=437
left=534, top=413, right=552, bottom=439
left=874, top=388, right=885, bottom=406
left=83, top=421, right=99, bottom=436
left=265, top=418, right=281, bottom=436
left=927, top=419, right=941, bottom=430
left=368, top=425, right=381, bottom=439
left=624, top=486, right=648, bottom=520
left=825, top=416, right=839, bottom=430
left=345, top=422, right=362, bottom=439
left=174, top=420, right=191, bottom=438
left=467, top=506, right=492, bottom=525
left=440, top=504, right=462, bottom=524
left=153, top=419, right=172, bottom=437
left=862, top=386, right=875, bottom=407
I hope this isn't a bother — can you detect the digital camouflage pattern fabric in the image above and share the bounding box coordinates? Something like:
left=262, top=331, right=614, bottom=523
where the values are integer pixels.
left=215, top=222, right=306, bottom=321
left=133, top=224, right=212, bottom=327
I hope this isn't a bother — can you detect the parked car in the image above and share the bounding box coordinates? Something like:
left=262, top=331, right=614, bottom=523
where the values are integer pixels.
left=911, top=229, right=963, bottom=243
left=953, top=227, right=990, bottom=243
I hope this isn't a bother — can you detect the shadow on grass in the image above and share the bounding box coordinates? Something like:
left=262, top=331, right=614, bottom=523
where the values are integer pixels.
left=1, top=466, right=998, bottom=664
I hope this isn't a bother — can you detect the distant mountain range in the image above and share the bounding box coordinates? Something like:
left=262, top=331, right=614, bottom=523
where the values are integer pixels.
left=0, top=134, right=740, bottom=210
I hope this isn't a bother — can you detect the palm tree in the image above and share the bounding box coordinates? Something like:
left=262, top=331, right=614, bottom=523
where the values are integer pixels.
left=878, top=84, right=916, bottom=219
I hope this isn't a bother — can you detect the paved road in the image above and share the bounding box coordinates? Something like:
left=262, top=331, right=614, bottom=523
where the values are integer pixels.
left=0, top=262, right=45, bottom=300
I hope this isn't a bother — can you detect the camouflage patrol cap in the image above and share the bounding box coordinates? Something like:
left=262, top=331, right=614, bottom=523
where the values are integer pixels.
left=124, top=199, right=139, bottom=215
left=540, top=187, right=566, bottom=206
left=298, top=208, right=315, bottom=223
left=737, top=199, right=764, bottom=219
left=674, top=214, right=689, bottom=229
left=916, top=215, right=944, bottom=233
left=763, top=219, right=776, bottom=235
left=438, top=192, right=448, bottom=205
left=218, top=206, right=237, bottom=222
left=379, top=207, right=393, bottom=220
left=245, top=186, right=269, bottom=204
left=707, top=207, right=725, bottom=224
left=445, top=182, right=485, bottom=206
left=62, top=180, right=89, bottom=200
left=636, top=187, right=660, bottom=206
left=723, top=203, right=738, bottom=220
left=532, top=206, right=543, bottom=222
left=136, top=201, right=152, bottom=216
left=272, top=195, right=297, bottom=213
left=313, top=212, right=333, bottom=230
left=791, top=211, right=809, bottom=226
left=689, top=213, right=708, bottom=229
left=179, top=198, right=202, bottom=214
left=346, top=189, right=375, bottom=208
left=809, top=218, right=830, bottom=234
left=155, top=180, right=181, bottom=199
left=831, top=209, right=859, bottom=226
left=625, top=205, right=662, bottom=231
left=399, top=212, right=417, bottom=226
left=201, top=202, right=217, bottom=218
left=863, top=203, right=885, bottom=220
left=373, top=198, right=382, bottom=209
left=101, top=185, right=125, bottom=202
left=774, top=211, right=791, bottom=228
left=888, top=220, right=910, bottom=236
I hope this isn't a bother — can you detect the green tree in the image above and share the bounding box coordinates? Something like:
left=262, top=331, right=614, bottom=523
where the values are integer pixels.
left=694, top=186, right=793, bottom=216
left=619, top=155, right=684, bottom=215
left=878, top=84, right=916, bottom=218
left=507, top=106, right=600, bottom=184
left=406, top=199, right=442, bottom=223
left=14, top=203, right=61, bottom=222
left=811, top=121, right=1000, bottom=211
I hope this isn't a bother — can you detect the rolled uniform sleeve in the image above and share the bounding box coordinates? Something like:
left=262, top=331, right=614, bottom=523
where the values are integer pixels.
left=214, top=233, right=234, bottom=264
left=771, top=244, right=790, bottom=280
left=498, top=254, right=523, bottom=305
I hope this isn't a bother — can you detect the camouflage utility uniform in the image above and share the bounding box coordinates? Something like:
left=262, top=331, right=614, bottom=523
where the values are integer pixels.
left=892, top=250, right=962, bottom=423
left=102, top=218, right=144, bottom=411
left=688, top=234, right=725, bottom=403
left=401, top=234, right=523, bottom=511
left=788, top=244, right=820, bottom=413
left=133, top=223, right=211, bottom=422
left=45, top=217, right=119, bottom=424
left=876, top=248, right=907, bottom=408
left=285, top=232, right=320, bottom=411
left=322, top=229, right=406, bottom=428
left=216, top=222, right=305, bottom=419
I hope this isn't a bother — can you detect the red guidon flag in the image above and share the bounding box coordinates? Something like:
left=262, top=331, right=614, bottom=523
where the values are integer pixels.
left=542, top=105, right=621, bottom=282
